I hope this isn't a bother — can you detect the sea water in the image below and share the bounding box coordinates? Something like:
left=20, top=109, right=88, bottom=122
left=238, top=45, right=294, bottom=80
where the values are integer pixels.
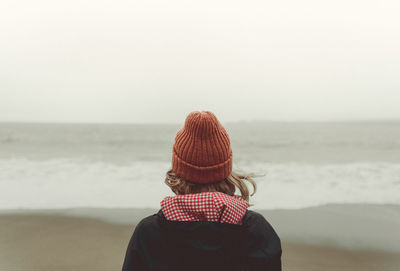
left=0, top=122, right=399, bottom=210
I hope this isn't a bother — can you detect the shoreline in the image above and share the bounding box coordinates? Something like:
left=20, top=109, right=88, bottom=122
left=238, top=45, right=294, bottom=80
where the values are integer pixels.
left=1, top=204, right=399, bottom=271
left=2, top=203, right=399, bottom=252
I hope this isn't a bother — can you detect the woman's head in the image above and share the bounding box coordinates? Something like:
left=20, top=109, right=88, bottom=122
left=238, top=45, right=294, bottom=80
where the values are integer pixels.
left=172, top=110, right=232, bottom=183
left=167, top=110, right=256, bottom=202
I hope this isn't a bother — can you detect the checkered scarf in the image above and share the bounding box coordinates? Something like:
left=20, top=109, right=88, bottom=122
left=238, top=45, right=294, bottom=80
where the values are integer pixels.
left=160, top=192, right=248, bottom=225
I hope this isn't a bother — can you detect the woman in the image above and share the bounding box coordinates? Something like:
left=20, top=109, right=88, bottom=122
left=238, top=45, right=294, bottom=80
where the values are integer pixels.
left=122, top=111, right=282, bottom=271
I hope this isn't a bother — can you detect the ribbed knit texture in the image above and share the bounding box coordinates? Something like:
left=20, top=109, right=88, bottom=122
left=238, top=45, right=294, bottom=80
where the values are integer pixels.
left=172, top=111, right=232, bottom=184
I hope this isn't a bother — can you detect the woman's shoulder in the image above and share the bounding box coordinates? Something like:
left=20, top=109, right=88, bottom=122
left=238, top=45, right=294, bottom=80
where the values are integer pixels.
left=243, top=209, right=265, bottom=221
left=242, top=210, right=282, bottom=248
left=241, top=210, right=282, bottom=269
left=243, top=209, right=275, bottom=226
left=134, top=212, right=162, bottom=232
left=127, top=212, right=165, bottom=248
left=242, top=209, right=280, bottom=233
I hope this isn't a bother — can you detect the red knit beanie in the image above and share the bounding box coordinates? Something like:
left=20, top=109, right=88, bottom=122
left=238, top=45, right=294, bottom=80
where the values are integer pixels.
left=172, top=111, right=232, bottom=184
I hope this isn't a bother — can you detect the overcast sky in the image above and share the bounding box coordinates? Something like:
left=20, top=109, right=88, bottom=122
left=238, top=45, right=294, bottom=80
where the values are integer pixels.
left=1, top=0, right=399, bottom=123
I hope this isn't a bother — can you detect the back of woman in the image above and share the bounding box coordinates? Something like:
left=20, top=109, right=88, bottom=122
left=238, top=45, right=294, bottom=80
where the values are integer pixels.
left=122, top=111, right=282, bottom=271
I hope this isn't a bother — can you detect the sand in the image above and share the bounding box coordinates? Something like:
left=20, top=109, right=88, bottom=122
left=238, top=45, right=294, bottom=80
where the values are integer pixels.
left=1, top=205, right=399, bottom=271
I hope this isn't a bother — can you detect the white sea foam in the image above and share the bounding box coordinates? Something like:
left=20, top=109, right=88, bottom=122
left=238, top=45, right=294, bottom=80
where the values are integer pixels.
left=1, top=158, right=399, bottom=210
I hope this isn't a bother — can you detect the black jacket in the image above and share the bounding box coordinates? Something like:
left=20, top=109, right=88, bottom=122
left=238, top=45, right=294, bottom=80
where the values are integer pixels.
left=122, top=209, right=282, bottom=271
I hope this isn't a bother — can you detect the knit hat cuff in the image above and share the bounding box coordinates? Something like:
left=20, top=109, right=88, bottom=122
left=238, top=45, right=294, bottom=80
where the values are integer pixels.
left=172, top=148, right=232, bottom=184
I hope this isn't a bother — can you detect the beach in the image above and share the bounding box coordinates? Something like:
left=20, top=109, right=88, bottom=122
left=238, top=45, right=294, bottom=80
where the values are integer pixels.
left=1, top=204, right=399, bottom=271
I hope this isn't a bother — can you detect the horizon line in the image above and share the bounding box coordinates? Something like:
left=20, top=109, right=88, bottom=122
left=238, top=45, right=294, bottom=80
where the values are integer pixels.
left=1, top=119, right=400, bottom=125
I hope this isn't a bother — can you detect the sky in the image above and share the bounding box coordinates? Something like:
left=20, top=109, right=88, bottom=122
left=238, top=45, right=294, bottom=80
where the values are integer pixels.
left=1, top=0, right=400, bottom=123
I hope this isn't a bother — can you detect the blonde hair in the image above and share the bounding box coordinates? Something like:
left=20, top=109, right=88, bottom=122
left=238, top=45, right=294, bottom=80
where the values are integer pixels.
left=165, top=169, right=257, bottom=204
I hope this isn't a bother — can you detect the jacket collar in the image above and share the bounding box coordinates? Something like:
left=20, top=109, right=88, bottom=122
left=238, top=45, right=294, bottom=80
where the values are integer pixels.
left=160, top=192, right=248, bottom=225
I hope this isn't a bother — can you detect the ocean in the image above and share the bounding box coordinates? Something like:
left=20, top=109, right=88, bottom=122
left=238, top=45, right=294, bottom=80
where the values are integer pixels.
left=1, top=122, right=399, bottom=210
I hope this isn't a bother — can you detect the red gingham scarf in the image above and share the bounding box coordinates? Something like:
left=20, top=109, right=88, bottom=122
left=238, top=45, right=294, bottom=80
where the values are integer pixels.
left=160, top=192, right=249, bottom=225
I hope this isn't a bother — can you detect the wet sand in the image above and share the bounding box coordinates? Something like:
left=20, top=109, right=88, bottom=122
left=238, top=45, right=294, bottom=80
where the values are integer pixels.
left=1, top=205, right=399, bottom=271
